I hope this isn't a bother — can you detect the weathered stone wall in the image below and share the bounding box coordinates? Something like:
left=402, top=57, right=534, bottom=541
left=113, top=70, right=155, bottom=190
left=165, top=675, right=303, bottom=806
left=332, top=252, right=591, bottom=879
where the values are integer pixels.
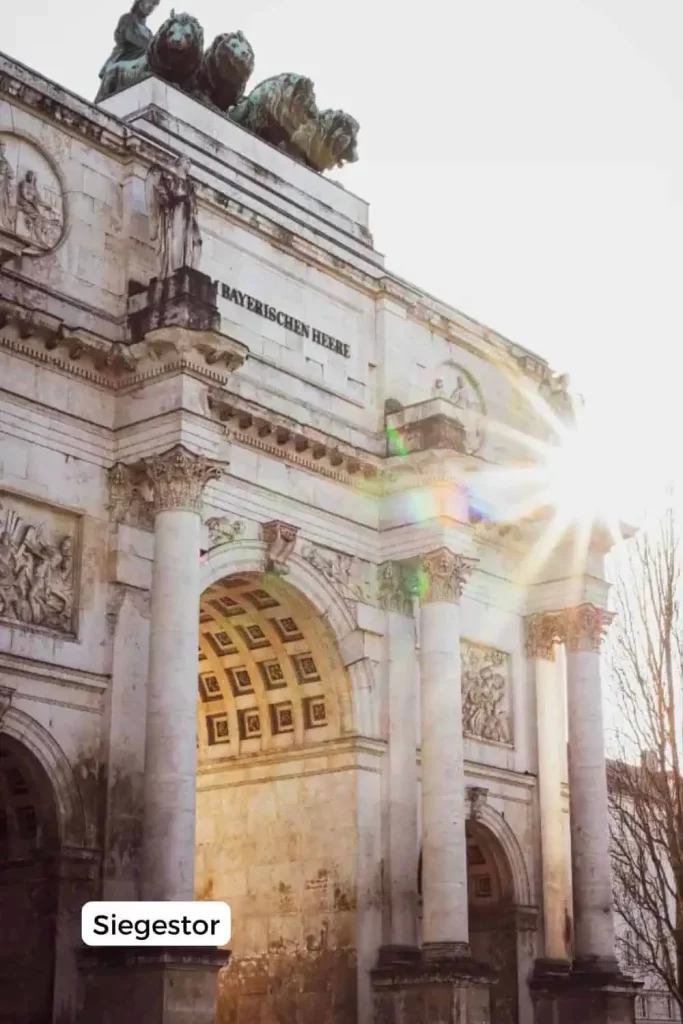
left=197, top=757, right=360, bottom=1024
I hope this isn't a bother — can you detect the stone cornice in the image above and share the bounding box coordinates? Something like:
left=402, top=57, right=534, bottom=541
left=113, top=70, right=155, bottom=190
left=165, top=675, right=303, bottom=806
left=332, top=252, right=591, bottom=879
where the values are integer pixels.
left=206, top=387, right=383, bottom=488
left=0, top=304, right=248, bottom=391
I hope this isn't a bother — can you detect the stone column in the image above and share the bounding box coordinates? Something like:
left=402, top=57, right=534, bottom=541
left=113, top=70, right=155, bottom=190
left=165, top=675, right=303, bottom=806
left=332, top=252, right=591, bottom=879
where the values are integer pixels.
left=416, top=548, right=477, bottom=957
left=378, top=562, right=420, bottom=953
left=563, top=603, right=618, bottom=970
left=140, top=445, right=222, bottom=902
left=525, top=613, right=570, bottom=967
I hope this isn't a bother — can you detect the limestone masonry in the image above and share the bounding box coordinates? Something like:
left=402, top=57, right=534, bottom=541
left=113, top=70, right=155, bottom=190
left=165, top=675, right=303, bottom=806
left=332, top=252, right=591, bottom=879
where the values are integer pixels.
left=0, top=25, right=639, bottom=1024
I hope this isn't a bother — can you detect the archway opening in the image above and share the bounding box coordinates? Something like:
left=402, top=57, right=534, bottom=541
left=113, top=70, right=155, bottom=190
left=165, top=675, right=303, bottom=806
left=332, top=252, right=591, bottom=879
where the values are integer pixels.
left=417, top=820, right=520, bottom=1024
left=0, top=732, right=60, bottom=1024
left=466, top=820, right=519, bottom=1024
left=195, top=570, right=358, bottom=1024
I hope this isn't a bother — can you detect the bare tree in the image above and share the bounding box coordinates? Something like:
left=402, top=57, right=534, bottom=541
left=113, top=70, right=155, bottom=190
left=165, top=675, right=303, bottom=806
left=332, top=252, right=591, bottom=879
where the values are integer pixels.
left=608, top=504, right=683, bottom=1008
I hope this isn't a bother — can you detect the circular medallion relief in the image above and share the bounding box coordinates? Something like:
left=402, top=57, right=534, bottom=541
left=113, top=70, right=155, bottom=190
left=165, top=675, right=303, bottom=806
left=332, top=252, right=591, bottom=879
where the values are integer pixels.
left=0, top=132, right=66, bottom=257
left=433, top=362, right=486, bottom=455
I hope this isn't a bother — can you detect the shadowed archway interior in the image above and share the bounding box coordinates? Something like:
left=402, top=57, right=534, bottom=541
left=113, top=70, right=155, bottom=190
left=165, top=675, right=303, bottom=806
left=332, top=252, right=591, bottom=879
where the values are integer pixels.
left=0, top=732, right=60, bottom=1024
left=195, top=571, right=360, bottom=1024
left=418, top=820, right=519, bottom=1024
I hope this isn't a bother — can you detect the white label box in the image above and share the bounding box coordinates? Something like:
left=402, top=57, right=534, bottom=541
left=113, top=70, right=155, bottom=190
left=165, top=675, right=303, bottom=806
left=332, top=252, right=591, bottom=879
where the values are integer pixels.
left=81, top=902, right=232, bottom=946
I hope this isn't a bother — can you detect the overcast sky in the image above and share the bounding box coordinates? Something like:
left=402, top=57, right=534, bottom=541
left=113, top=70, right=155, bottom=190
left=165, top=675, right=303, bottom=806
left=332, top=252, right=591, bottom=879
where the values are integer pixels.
left=5, top=1, right=682, bottom=523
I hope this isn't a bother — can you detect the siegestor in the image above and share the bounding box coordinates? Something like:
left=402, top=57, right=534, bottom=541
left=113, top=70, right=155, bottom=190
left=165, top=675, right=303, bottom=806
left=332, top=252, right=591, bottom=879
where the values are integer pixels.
left=81, top=902, right=232, bottom=946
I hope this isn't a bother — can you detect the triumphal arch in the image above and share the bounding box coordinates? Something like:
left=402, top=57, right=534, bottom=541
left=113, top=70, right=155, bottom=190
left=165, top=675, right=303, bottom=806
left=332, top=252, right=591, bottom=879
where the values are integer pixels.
left=0, top=5, right=638, bottom=1023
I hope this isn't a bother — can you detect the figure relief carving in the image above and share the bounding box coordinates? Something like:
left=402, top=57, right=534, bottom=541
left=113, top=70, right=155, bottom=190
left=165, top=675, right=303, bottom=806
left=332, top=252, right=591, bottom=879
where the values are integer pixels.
left=0, top=133, right=65, bottom=259
left=107, top=462, right=154, bottom=530
left=562, top=603, right=614, bottom=653
left=0, top=493, right=78, bottom=636
left=146, top=157, right=202, bottom=278
left=205, top=517, right=245, bottom=548
left=413, top=548, right=478, bottom=605
left=302, top=543, right=374, bottom=606
left=377, top=560, right=414, bottom=616
left=461, top=640, right=512, bottom=745
left=524, top=612, right=564, bottom=661
left=140, top=445, right=223, bottom=514
left=432, top=363, right=486, bottom=455
left=262, top=521, right=298, bottom=575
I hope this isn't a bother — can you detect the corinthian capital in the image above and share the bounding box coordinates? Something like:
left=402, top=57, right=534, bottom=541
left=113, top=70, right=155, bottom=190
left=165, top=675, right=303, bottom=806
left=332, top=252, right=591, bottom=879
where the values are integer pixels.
left=410, top=548, right=478, bottom=605
left=524, top=612, right=564, bottom=661
left=141, top=445, right=223, bottom=514
left=562, top=603, right=615, bottom=653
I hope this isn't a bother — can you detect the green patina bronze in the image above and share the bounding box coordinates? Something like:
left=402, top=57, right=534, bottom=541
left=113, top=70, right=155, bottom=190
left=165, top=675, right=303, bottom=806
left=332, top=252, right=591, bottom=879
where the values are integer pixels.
left=95, top=4, right=359, bottom=173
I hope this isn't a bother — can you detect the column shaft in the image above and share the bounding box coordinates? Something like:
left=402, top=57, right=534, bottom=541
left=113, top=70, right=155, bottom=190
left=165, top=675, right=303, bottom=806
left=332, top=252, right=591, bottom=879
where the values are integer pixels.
left=387, top=610, right=419, bottom=947
left=141, top=508, right=202, bottom=901
left=420, top=598, right=468, bottom=949
left=534, top=653, right=570, bottom=962
left=566, top=642, right=616, bottom=964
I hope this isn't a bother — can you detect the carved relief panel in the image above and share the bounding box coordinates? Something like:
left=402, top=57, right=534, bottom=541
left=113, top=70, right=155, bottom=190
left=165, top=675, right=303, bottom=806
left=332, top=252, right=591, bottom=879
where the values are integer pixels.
left=0, top=131, right=66, bottom=259
left=461, top=640, right=513, bottom=746
left=0, top=492, right=80, bottom=637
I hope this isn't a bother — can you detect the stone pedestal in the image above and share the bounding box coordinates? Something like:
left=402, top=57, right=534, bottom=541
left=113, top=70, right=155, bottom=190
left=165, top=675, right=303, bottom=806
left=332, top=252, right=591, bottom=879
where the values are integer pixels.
left=78, top=947, right=230, bottom=1024
left=372, top=946, right=494, bottom=1024
left=128, top=266, right=222, bottom=342
left=530, top=960, right=640, bottom=1024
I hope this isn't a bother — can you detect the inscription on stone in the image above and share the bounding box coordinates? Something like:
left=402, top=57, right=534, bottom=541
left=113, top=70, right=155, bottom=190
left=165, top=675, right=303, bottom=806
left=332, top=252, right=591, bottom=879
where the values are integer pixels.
left=0, top=133, right=65, bottom=257
left=220, top=283, right=351, bottom=358
left=0, top=493, right=79, bottom=636
left=461, top=640, right=512, bottom=746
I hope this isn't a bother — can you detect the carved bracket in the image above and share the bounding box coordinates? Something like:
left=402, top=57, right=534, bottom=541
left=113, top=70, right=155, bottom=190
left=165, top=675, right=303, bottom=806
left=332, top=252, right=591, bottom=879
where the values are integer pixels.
left=262, top=520, right=298, bottom=576
left=466, top=786, right=489, bottom=820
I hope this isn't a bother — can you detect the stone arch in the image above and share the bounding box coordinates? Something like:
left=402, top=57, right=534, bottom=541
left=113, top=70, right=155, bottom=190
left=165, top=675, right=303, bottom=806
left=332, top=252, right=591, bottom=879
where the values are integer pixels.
left=0, top=718, right=69, bottom=1024
left=198, top=540, right=376, bottom=1024
left=466, top=815, right=526, bottom=1024
left=201, top=539, right=378, bottom=738
left=0, top=706, right=86, bottom=848
left=473, top=803, right=532, bottom=909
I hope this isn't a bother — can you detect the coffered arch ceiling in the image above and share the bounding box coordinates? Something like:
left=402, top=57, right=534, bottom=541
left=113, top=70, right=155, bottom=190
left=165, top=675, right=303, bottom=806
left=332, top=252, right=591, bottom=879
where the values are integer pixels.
left=197, top=573, right=351, bottom=761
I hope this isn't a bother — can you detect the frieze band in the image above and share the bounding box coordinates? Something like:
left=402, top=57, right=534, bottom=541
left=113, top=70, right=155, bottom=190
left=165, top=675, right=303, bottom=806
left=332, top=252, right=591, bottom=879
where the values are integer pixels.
left=220, top=283, right=351, bottom=358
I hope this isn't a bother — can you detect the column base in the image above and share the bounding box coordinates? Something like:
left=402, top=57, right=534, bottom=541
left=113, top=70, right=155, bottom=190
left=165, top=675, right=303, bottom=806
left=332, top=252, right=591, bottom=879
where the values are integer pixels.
left=77, top=946, right=230, bottom=1024
left=530, top=957, right=641, bottom=1024
left=372, top=944, right=495, bottom=1023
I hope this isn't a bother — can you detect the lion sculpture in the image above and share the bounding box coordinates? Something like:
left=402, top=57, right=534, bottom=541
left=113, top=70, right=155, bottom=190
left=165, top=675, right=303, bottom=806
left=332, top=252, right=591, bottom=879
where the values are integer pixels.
left=96, top=5, right=361, bottom=174
left=287, top=109, right=360, bottom=173
left=192, top=31, right=255, bottom=112
left=230, top=73, right=318, bottom=150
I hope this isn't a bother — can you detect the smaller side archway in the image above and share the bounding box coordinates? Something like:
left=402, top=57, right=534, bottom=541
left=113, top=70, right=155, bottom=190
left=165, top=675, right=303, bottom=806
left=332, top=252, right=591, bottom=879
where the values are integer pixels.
left=1, top=706, right=86, bottom=849
left=417, top=810, right=532, bottom=1024
left=0, top=730, right=61, bottom=1024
